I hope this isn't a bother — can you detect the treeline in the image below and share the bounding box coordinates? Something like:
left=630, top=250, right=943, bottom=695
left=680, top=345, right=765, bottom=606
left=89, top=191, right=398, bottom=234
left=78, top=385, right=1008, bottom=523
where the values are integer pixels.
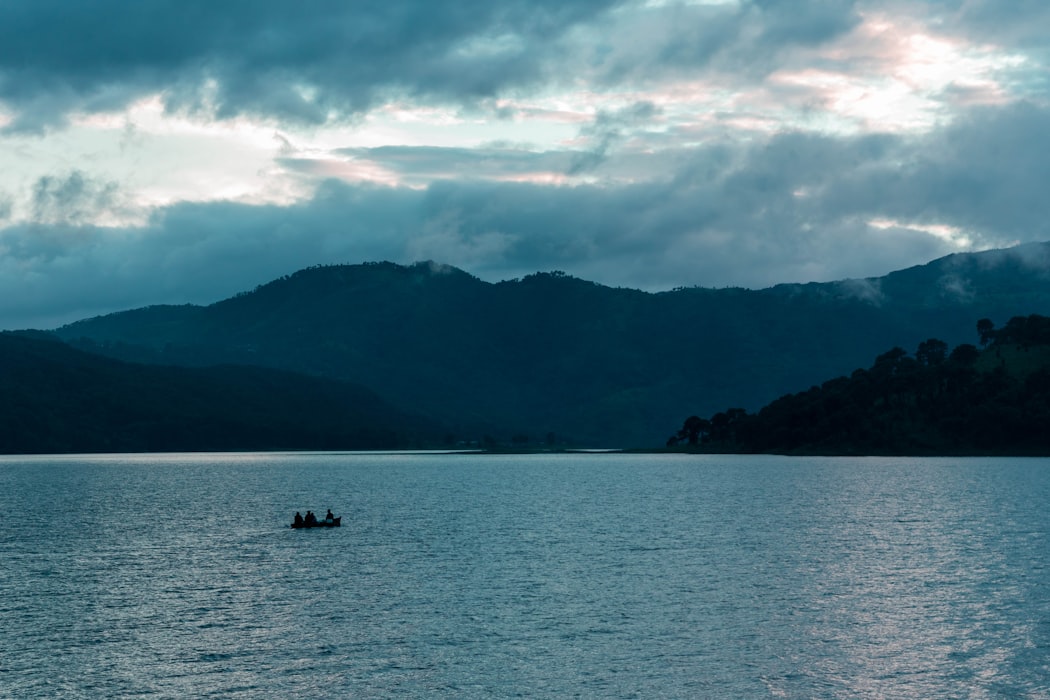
left=669, top=315, right=1050, bottom=455
left=977, top=314, right=1050, bottom=347
left=0, top=332, right=441, bottom=454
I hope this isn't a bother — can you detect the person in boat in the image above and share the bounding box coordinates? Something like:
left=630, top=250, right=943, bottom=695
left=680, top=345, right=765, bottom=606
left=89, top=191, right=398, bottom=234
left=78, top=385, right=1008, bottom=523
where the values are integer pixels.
left=294, top=512, right=304, bottom=527
left=304, top=510, right=318, bottom=526
left=325, top=509, right=334, bottom=522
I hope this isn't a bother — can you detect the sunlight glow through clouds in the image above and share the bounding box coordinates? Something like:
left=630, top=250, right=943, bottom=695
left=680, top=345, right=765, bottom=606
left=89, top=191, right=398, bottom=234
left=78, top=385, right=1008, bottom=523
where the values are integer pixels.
left=868, top=218, right=976, bottom=249
left=492, top=171, right=580, bottom=185
left=282, top=153, right=407, bottom=188
left=13, top=95, right=310, bottom=221
left=773, top=14, right=1026, bottom=133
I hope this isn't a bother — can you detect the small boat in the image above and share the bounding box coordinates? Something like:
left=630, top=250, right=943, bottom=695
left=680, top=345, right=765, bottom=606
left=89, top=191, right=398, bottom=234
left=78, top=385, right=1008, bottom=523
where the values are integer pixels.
left=291, top=516, right=341, bottom=529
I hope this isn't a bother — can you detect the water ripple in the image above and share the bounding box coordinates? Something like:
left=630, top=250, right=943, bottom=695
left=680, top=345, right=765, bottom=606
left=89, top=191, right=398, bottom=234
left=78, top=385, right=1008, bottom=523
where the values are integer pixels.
left=1, top=453, right=1049, bottom=697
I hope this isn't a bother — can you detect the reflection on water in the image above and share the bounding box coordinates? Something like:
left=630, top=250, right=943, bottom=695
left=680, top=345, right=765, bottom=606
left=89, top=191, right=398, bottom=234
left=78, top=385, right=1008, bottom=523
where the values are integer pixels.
left=1, top=453, right=1048, bottom=697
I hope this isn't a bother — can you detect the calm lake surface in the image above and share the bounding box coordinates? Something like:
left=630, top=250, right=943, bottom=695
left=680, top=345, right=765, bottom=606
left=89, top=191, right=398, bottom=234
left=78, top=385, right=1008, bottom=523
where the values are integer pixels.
left=1, top=452, right=1048, bottom=698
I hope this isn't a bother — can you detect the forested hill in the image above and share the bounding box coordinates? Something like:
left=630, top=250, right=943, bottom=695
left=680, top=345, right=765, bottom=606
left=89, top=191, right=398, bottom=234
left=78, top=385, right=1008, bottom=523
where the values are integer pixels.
left=0, top=333, right=439, bottom=454
left=54, top=242, right=1050, bottom=447
left=669, top=315, right=1050, bottom=455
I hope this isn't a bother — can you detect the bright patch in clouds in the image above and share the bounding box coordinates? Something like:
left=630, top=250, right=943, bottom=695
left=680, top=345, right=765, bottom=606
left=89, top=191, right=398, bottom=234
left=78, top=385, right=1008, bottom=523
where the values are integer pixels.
left=869, top=218, right=976, bottom=249
left=772, top=14, right=1026, bottom=133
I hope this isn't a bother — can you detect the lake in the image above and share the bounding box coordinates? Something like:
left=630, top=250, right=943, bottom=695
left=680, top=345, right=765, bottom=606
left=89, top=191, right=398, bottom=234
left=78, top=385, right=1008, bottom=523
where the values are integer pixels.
left=1, top=452, right=1048, bottom=698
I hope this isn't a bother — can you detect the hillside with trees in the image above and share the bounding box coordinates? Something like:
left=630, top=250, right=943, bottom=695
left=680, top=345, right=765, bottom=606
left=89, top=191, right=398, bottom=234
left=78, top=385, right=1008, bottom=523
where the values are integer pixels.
left=669, top=315, right=1050, bottom=455
left=0, top=333, right=439, bottom=454
left=52, top=242, right=1050, bottom=447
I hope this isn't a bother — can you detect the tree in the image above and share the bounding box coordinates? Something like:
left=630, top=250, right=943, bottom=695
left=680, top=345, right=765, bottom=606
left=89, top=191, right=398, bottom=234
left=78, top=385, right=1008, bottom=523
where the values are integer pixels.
left=669, top=314, right=1050, bottom=455
left=873, top=347, right=908, bottom=376
left=708, top=408, right=748, bottom=445
left=676, top=415, right=709, bottom=445
left=949, top=343, right=980, bottom=366
left=977, top=318, right=996, bottom=346
left=916, top=338, right=948, bottom=366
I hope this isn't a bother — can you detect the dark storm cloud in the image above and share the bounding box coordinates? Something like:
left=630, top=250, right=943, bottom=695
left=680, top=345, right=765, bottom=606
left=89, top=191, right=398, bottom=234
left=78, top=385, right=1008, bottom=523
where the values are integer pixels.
left=0, top=0, right=875, bottom=132
left=0, top=0, right=621, bottom=131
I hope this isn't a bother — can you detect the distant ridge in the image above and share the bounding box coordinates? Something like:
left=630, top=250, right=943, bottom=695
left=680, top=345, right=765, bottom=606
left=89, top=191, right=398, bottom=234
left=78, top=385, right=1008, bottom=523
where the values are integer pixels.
left=0, top=332, right=439, bottom=454
left=54, top=242, right=1050, bottom=447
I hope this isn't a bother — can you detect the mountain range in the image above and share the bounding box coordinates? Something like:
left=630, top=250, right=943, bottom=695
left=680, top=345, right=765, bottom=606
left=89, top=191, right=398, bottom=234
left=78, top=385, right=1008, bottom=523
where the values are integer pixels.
left=44, top=241, right=1050, bottom=448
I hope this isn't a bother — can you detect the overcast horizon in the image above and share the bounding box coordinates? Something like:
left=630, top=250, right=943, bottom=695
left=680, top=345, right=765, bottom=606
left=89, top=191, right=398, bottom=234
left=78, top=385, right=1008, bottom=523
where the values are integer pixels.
left=2, top=1, right=1049, bottom=330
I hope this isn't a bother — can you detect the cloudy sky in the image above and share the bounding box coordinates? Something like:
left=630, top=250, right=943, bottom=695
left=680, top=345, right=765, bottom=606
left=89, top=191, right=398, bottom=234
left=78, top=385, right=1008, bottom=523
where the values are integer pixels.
left=1, top=0, right=1048, bottom=329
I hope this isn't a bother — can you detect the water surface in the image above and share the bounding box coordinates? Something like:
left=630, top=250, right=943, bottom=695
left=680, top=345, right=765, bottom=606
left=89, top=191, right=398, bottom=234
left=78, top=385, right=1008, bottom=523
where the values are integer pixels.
left=2, top=452, right=1048, bottom=697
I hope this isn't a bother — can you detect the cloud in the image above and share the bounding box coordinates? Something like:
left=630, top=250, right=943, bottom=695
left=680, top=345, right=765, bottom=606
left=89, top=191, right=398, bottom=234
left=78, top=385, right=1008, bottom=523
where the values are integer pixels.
left=30, top=171, right=124, bottom=226
left=936, top=273, right=975, bottom=302
left=573, top=0, right=862, bottom=90
left=0, top=0, right=890, bottom=135
left=315, top=102, right=667, bottom=187
left=751, top=0, right=861, bottom=46
left=568, top=101, right=662, bottom=174
left=835, top=278, right=885, bottom=305
left=1006, top=241, right=1050, bottom=272
left=825, top=102, right=1050, bottom=240
left=3, top=95, right=1050, bottom=330
left=0, top=0, right=623, bottom=132
left=327, top=145, right=577, bottom=185
left=930, top=0, right=1050, bottom=49
left=0, top=179, right=418, bottom=328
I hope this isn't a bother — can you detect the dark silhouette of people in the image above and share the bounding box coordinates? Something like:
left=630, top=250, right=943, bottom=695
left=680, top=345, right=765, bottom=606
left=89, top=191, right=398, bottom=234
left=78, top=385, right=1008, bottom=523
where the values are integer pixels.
left=294, top=509, right=339, bottom=527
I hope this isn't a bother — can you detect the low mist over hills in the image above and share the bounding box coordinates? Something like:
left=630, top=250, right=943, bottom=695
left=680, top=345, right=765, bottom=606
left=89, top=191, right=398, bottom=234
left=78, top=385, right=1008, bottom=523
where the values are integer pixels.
left=52, top=242, right=1050, bottom=447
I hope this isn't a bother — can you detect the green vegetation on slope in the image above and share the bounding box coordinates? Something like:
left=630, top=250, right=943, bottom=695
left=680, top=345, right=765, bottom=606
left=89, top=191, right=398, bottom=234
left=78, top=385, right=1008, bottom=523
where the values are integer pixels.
left=670, top=315, right=1050, bottom=455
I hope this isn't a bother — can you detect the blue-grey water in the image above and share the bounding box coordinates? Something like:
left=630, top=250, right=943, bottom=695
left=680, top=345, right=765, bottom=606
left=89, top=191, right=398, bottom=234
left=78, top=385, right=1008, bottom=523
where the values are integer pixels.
left=1, top=452, right=1048, bottom=698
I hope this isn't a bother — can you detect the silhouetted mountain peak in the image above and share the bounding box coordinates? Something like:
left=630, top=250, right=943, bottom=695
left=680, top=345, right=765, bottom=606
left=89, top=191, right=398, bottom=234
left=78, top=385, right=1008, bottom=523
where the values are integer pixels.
left=219, top=260, right=483, bottom=309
